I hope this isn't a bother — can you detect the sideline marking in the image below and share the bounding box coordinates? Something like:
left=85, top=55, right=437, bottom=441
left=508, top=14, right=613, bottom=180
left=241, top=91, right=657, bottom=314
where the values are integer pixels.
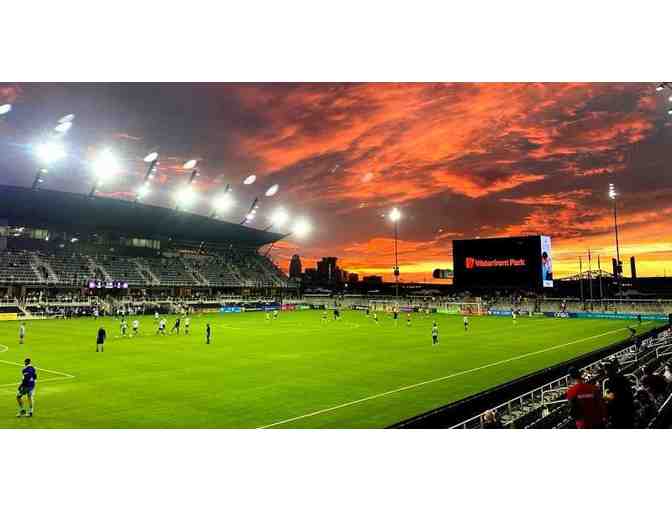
left=257, top=324, right=647, bottom=428
left=0, top=344, right=76, bottom=389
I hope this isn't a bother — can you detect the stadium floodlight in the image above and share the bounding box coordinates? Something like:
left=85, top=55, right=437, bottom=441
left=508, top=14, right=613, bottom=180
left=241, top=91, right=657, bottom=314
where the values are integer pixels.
left=388, top=207, right=402, bottom=297
left=265, top=184, right=279, bottom=197
left=93, top=148, right=119, bottom=181
left=213, top=192, right=235, bottom=214
left=389, top=207, right=401, bottom=222
left=58, top=114, right=75, bottom=124
left=144, top=152, right=159, bottom=163
left=0, top=104, right=11, bottom=115
left=243, top=174, right=256, bottom=185
left=36, top=142, right=66, bottom=164
left=175, top=187, right=197, bottom=209
left=668, top=109, right=672, bottom=115
left=137, top=183, right=151, bottom=198
left=292, top=217, right=312, bottom=238
left=54, top=121, right=72, bottom=134
left=608, top=183, right=617, bottom=200
left=269, top=207, right=289, bottom=228
left=89, top=148, right=120, bottom=197
left=183, top=159, right=198, bottom=170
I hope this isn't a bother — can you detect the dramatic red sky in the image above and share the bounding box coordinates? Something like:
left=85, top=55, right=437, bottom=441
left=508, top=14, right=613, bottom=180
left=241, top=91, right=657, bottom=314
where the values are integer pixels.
left=1, top=83, right=671, bottom=282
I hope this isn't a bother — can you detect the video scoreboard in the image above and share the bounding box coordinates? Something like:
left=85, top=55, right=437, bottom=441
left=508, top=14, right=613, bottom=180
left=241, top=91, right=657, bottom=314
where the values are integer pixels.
left=452, top=235, right=553, bottom=289
left=87, top=280, right=129, bottom=289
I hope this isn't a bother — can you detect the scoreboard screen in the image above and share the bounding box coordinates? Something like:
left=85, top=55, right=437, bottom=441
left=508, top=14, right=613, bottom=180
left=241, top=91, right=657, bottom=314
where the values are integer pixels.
left=452, top=235, right=553, bottom=289
left=87, top=280, right=129, bottom=289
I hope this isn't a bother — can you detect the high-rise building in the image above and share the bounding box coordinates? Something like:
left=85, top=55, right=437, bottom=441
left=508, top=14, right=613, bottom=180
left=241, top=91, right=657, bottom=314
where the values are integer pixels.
left=289, top=254, right=302, bottom=278
left=316, top=257, right=338, bottom=282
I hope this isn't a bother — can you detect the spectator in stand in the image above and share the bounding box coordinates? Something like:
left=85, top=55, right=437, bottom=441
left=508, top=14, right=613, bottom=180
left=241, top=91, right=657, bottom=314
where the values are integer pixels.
left=604, top=362, right=635, bottom=428
left=663, top=364, right=672, bottom=385
left=641, top=365, right=668, bottom=407
left=634, top=389, right=657, bottom=428
left=480, top=409, right=502, bottom=429
left=566, top=366, right=606, bottom=429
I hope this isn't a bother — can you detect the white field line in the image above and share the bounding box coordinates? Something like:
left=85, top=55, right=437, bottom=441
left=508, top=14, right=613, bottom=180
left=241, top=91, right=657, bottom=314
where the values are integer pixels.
left=257, top=324, right=646, bottom=429
left=0, top=344, right=76, bottom=389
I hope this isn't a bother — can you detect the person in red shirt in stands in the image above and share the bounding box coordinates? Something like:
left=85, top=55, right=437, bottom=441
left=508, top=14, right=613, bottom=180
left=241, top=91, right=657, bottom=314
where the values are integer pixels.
left=566, top=366, right=606, bottom=429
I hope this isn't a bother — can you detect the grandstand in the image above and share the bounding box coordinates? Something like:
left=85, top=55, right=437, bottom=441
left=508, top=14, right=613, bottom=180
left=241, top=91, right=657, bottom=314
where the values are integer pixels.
left=0, top=185, right=293, bottom=294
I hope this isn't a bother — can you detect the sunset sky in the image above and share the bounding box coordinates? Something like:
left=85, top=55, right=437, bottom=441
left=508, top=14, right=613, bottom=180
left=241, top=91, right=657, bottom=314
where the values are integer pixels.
left=1, top=83, right=671, bottom=282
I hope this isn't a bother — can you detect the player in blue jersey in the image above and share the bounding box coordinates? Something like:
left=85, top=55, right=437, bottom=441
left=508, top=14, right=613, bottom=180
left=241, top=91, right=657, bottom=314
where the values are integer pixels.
left=16, top=358, right=37, bottom=417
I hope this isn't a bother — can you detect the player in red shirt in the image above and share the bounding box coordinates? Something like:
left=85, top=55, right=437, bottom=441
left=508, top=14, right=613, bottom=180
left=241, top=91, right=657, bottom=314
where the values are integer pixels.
left=566, top=366, right=606, bottom=429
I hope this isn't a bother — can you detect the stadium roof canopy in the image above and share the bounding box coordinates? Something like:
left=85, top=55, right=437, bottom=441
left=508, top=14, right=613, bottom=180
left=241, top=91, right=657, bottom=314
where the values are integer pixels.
left=0, top=185, right=284, bottom=247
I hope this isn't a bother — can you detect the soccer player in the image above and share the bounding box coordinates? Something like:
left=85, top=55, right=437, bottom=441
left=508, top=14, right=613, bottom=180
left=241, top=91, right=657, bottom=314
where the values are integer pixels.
left=96, top=326, right=106, bottom=352
left=273, top=309, right=279, bottom=320
left=93, top=308, right=99, bottom=320
left=171, top=317, right=181, bottom=335
left=206, top=323, right=212, bottom=344
left=132, top=319, right=139, bottom=337
left=265, top=311, right=271, bottom=321
left=322, top=309, right=328, bottom=324
left=158, top=318, right=166, bottom=335
left=120, top=318, right=128, bottom=337
left=373, top=312, right=379, bottom=325
left=16, top=358, right=37, bottom=418
left=512, top=310, right=517, bottom=324
left=19, top=322, right=26, bottom=345
left=333, top=308, right=338, bottom=321
left=184, top=316, right=191, bottom=335
left=637, top=314, right=642, bottom=325
left=393, top=309, right=399, bottom=326
left=432, top=322, right=439, bottom=345
left=154, top=311, right=160, bottom=323
left=463, top=315, right=469, bottom=331
left=406, top=313, right=411, bottom=327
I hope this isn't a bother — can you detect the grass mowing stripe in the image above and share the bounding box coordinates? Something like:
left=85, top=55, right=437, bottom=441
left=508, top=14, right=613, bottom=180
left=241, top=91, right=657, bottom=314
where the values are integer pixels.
left=257, top=324, right=641, bottom=429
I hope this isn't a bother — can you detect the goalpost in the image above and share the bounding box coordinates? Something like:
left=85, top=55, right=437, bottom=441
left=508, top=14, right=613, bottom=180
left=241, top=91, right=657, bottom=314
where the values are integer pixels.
left=437, top=302, right=485, bottom=316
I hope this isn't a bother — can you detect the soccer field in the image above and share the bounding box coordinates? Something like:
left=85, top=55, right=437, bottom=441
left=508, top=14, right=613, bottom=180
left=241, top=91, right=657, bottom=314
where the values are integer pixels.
left=0, top=310, right=661, bottom=428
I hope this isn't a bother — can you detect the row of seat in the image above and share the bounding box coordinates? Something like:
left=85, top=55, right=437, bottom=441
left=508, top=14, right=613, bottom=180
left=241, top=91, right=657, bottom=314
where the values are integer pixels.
left=0, top=250, right=289, bottom=287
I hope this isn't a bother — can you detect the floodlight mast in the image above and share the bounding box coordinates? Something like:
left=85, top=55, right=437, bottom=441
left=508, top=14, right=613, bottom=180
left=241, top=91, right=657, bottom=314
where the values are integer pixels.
left=389, top=208, right=401, bottom=298
left=135, top=152, right=159, bottom=202
left=608, top=183, right=622, bottom=296
left=210, top=184, right=232, bottom=218
left=32, top=142, right=66, bottom=190
left=175, top=160, right=200, bottom=211
left=241, top=197, right=259, bottom=225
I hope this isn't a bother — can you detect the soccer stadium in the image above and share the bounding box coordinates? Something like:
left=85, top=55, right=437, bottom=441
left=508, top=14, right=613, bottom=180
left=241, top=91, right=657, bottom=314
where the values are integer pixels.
left=1, top=83, right=672, bottom=430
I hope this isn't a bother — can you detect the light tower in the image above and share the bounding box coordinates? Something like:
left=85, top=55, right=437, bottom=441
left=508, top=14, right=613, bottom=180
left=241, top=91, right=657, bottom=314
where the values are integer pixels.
left=608, top=183, right=621, bottom=295
left=389, top=207, right=401, bottom=298
left=135, top=151, right=159, bottom=202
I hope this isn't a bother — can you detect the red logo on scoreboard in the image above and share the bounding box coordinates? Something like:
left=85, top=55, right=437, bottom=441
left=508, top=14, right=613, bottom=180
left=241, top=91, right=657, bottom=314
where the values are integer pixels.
left=464, top=257, right=526, bottom=269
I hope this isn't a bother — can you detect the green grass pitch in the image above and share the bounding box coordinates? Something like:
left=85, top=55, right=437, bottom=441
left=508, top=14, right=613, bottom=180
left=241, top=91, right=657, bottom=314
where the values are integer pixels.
left=0, top=310, right=661, bottom=428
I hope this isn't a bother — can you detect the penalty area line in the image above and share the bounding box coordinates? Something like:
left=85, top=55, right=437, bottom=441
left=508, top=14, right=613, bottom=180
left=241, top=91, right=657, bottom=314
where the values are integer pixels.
left=257, top=324, right=647, bottom=429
